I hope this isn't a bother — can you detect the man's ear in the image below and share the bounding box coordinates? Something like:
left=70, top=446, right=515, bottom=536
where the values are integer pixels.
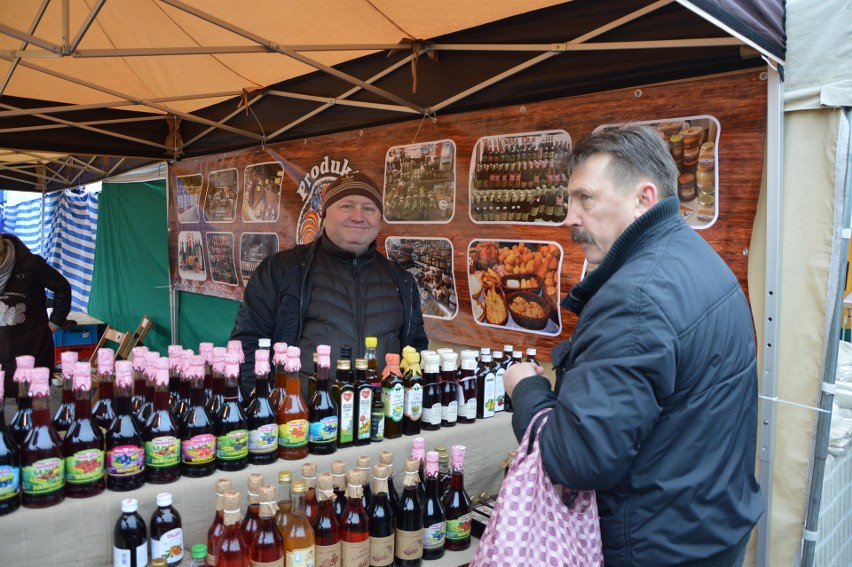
left=635, top=182, right=659, bottom=218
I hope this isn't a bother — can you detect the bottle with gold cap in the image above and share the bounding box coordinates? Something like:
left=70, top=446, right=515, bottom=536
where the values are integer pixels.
left=284, top=480, right=315, bottom=567
left=312, top=472, right=340, bottom=567
left=251, top=484, right=283, bottom=566
left=207, top=477, right=232, bottom=567
left=240, top=473, right=264, bottom=549
left=217, top=490, right=249, bottom=566
left=364, top=337, right=380, bottom=388
left=275, top=470, right=292, bottom=537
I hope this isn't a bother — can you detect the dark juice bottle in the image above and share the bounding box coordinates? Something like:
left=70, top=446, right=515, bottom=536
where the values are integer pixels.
left=277, top=346, right=309, bottom=460
left=505, top=350, right=522, bottom=412
left=420, top=353, right=441, bottom=432
left=394, top=458, right=424, bottom=566
left=369, top=463, right=395, bottom=567
left=269, top=342, right=289, bottom=411
left=308, top=344, right=338, bottom=455
left=62, top=361, right=106, bottom=498
left=357, top=455, right=373, bottom=511
left=167, top=345, right=184, bottom=414
left=401, top=351, right=422, bottom=436
left=353, top=358, right=373, bottom=446
left=198, top=342, right=215, bottom=405
left=215, top=353, right=249, bottom=471
left=442, top=445, right=472, bottom=551
left=20, top=367, right=65, bottom=508
left=382, top=354, right=405, bottom=440
left=421, top=451, right=445, bottom=560
left=129, top=346, right=149, bottom=417
left=150, top=492, right=184, bottom=566
left=240, top=473, right=264, bottom=549
left=312, top=472, right=341, bottom=567
left=371, top=385, right=385, bottom=443
left=340, top=469, right=370, bottom=567
left=247, top=348, right=278, bottom=465
left=10, top=355, right=35, bottom=446
left=284, top=480, right=316, bottom=567
left=93, top=348, right=118, bottom=435
left=107, top=361, right=146, bottom=491
left=301, top=462, right=319, bottom=524
left=114, top=498, right=148, bottom=567
left=476, top=349, right=496, bottom=419
left=207, top=478, right=233, bottom=567
left=225, top=339, right=249, bottom=412
left=143, top=361, right=181, bottom=484
left=206, top=347, right=227, bottom=418
left=0, top=373, right=22, bottom=516
left=364, top=336, right=380, bottom=387
left=457, top=350, right=478, bottom=424
left=180, top=355, right=216, bottom=478
left=333, top=357, right=355, bottom=449
left=439, top=352, right=458, bottom=428
left=218, top=490, right=250, bottom=567
left=331, top=460, right=347, bottom=522
left=379, top=450, right=401, bottom=512
left=251, top=483, right=284, bottom=566
left=53, top=350, right=78, bottom=440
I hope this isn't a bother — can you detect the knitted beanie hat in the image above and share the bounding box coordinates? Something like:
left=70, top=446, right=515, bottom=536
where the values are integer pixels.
left=321, top=172, right=384, bottom=215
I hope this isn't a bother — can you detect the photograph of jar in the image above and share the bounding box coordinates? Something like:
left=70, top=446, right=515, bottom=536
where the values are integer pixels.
left=241, top=162, right=283, bottom=223
left=175, top=174, right=203, bottom=224
left=202, top=168, right=239, bottom=223
left=468, top=130, right=571, bottom=225
left=385, top=237, right=459, bottom=319
left=383, top=140, right=456, bottom=223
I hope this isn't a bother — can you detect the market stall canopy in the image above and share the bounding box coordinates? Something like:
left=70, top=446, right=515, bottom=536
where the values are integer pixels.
left=0, top=0, right=784, bottom=192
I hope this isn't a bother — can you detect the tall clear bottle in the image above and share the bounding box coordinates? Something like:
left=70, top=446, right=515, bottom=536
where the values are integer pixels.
left=442, top=445, right=471, bottom=551
left=308, top=345, right=338, bottom=455
left=114, top=498, right=148, bottom=567
left=150, top=492, right=184, bottom=566
left=285, top=480, right=316, bottom=567
left=312, top=473, right=341, bottom=567
left=401, top=351, right=422, bottom=437
left=215, top=353, right=249, bottom=471
left=421, top=451, right=445, bottom=560
left=20, top=367, right=65, bottom=508
left=93, top=348, right=118, bottom=434
left=340, top=469, right=370, bottom=567
left=0, top=369, right=21, bottom=516
left=241, top=473, right=265, bottom=550
left=353, top=359, right=373, bottom=447
left=252, top=484, right=284, bottom=567
left=369, top=463, right=395, bottom=567
left=381, top=354, right=404, bottom=440
left=457, top=351, right=478, bottom=425
left=208, top=477, right=233, bottom=567
left=394, top=458, right=423, bottom=566
left=180, top=355, right=216, bottom=477
left=143, top=359, right=181, bottom=484
left=217, top=490, right=250, bottom=567
left=269, top=342, right=289, bottom=411
left=333, top=357, right=355, bottom=449
left=53, top=350, right=77, bottom=440
left=107, top=360, right=145, bottom=491
left=277, top=346, right=309, bottom=460
left=63, top=361, right=106, bottom=498
left=420, top=353, right=441, bottom=432
left=10, top=355, right=35, bottom=446
left=247, top=349, right=278, bottom=465
left=438, top=352, right=458, bottom=428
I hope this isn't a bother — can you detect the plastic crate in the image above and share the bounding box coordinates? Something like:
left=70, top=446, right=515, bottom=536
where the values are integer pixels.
left=54, top=344, right=97, bottom=367
left=53, top=324, right=100, bottom=347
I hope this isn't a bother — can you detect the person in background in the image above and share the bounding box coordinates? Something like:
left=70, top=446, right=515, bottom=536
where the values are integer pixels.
left=1, top=233, right=73, bottom=393
left=230, top=172, right=429, bottom=394
left=503, top=126, right=763, bottom=566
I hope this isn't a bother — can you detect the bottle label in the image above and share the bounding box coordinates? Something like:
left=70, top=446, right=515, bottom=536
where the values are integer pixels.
left=339, top=391, right=354, bottom=444
left=65, top=448, right=105, bottom=484
left=464, top=398, right=477, bottom=420
left=145, top=436, right=181, bottom=468
left=446, top=514, right=472, bottom=541
left=357, top=387, right=372, bottom=440
left=286, top=545, right=315, bottom=567
left=0, top=464, right=20, bottom=501
left=216, top=429, right=249, bottom=460
left=370, top=409, right=385, bottom=441
left=107, top=445, right=145, bottom=477
left=341, top=539, right=369, bottom=567
left=495, top=368, right=506, bottom=411
left=22, top=457, right=64, bottom=495
left=395, top=528, right=424, bottom=560
left=423, top=521, right=446, bottom=550
left=181, top=434, right=216, bottom=464
left=151, top=527, right=184, bottom=563
left=404, top=383, right=423, bottom=421
left=308, top=415, right=338, bottom=444
left=113, top=543, right=148, bottom=567
left=370, top=534, right=394, bottom=565
left=252, top=558, right=284, bottom=567
left=249, top=423, right=279, bottom=453
left=382, top=383, right=404, bottom=422
left=481, top=372, right=496, bottom=418
left=279, top=419, right=308, bottom=448
left=441, top=401, right=458, bottom=423
left=314, top=541, right=341, bottom=567
left=422, top=402, right=441, bottom=426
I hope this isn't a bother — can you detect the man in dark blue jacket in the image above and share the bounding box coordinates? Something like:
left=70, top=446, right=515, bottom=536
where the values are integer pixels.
left=504, top=126, right=763, bottom=566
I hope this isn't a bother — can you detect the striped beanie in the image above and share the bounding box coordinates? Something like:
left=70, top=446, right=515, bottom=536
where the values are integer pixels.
left=321, top=172, right=384, bottom=215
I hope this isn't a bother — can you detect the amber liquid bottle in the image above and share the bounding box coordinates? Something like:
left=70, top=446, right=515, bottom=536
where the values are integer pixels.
left=93, top=348, right=118, bottom=434
left=285, top=480, right=316, bottom=567
left=130, top=346, right=149, bottom=417
left=401, top=351, right=422, bottom=437
left=369, top=463, right=395, bottom=567
left=394, top=458, right=424, bottom=566
left=381, top=354, right=405, bottom=440
left=53, top=351, right=78, bottom=440
left=63, top=362, right=106, bottom=498
left=215, top=354, right=249, bottom=471
left=278, top=346, right=309, bottom=460
left=143, top=364, right=181, bottom=484
left=442, top=446, right=472, bottom=551
left=10, top=357, right=35, bottom=447
left=421, top=451, right=445, bottom=560
left=302, top=462, right=319, bottom=524
left=364, top=336, right=380, bottom=387
left=218, top=490, right=250, bottom=567
left=420, top=353, right=441, bottom=432
left=331, top=460, right=347, bottom=522
left=251, top=484, right=284, bottom=566
left=457, top=350, right=478, bottom=425
left=208, top=478, right=233, bottom=567
left=340, top=469, right=370, bottom=567
left=0, top=375, right=22, bottom=516
left=150, top=492, right=184, bottom=566
left=180, top=356, right=216, bottom=478
left=312, top=472, right=341, bottom=567
left=107, top=361, right=145, bottom=492
left=241, top=473, right=264, bottom=550
left=247, top=349, right=278, bottom=465
left=269, top=342, right=289, bottom=411
left=379, top=450, right=400, bottom=512
left=438, top=352, right=458, bottom=428
left=333, top=358, right=355, bottom=449
left=20, top=367, right=65, bottom=508
left=308, top=344, right=339, bottom=455
left=353, top=359, right=373, bottom=447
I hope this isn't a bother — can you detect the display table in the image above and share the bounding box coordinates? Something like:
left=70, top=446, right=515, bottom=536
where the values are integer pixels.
left=0, top=412, right=516, bottom=566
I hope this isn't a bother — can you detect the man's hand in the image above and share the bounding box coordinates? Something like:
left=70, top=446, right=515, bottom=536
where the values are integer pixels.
left=503, top=361, right=545, bottom=397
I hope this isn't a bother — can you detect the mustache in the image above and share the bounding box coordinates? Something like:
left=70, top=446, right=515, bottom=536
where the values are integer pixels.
left=571, top=228, right=595, bottom=245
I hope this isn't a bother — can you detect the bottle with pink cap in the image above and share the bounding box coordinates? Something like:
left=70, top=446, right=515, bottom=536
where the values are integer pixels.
left=62, top=361, right=106, bottom=498
left=143, top=357, right=181, bottom=484
left=106, top=359, right=145, bottom=491
left=93, top=348, right=117, bottom=434
left=53, top=350, right=78, bottom=439
left=0, top=366, right=22, bottom=516
left=9, top=355, right=35, bottom=446
left=213, top=352, right=248, bottom=471
left=129, top=346, right=149, bottom=416
left=20, top=367, right=65, bottom=508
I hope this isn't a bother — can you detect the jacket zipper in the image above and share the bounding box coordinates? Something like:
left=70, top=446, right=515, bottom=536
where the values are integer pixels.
left=352, top=257, right=364, bottom=354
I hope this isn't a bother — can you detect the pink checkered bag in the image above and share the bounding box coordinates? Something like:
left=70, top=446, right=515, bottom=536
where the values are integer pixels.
left=471, top=409, right=603, bottom=566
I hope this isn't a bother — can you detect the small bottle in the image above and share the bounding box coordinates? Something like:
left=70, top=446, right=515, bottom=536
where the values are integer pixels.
left=277, top=346, right=309, bottom=460
left=275, top=470, right=293, bottom=535
left=63, top=361, right=106, bottom=498
left=20, top=367, right=64, bottom=508
left=394, top=458, right=424, bottom=566
left=439, top=352, right=458, bottom=428
left=357, top=455, right=373, bottom=511
left=353, top=359, right=373, bottom=446
left=401, top=351, right=423, bottom=436
left=301, top=462, right=319, bottom=524
left=207, top=477, right=233, bottom=567
left=364, top=336, right=380, bottom=387
left=269, top=342, right=289, bottom=411
left=241, top=473, right=265, bottom=550
left=247, top=349, right=278, bottom=465
left=107, top=360, right=146, bottom=492
left=0, top=369, right=22, bottom=516
left=308, top=345, right=339, bottom=455
left=10, top=355, right=35, bottom=446
left=312, top=473, right=341, bottom=567
left=180, top=355, right=216, bottom=478
left=506, top=351, right=522, bottom=412
left=331, top=460, right=347, bottom=521
left=285, top=480, right=316, bottom=567
left=420, top=353, right=441, bottom=432
left=114, top=498, right=148, bottom=567
left=93, top=348, right=118, bottom=434
left=421, top=451, right=445, bottom=560
left=525, top=347, right=540, bottom=366
left=215, top=353, right=249, bottom=471
left=188, top=544, right=208, bottom=567
left=369, top=463, right=395, bottom=567
left=218, top=490, right=250, bottom=567
left=252, top=484, right=284, bottom=566
left=457, top=350, right=478, bottom=424
left=144, top=358, right=181, bottom=484
left=476, top=349, right=496, bottom=419
left=333, top=357, right=355, bottom=449
left=370, top=384, right=385, bottom=442
left=381, top=354, right=405, bottom=440
left=340, top=469, right=370, bottom=567
left=53, top=350, right=78, bottom=440
left=130, top=346, right=149, bottom=417
left=379, top=450, right=401, bottom=512
left=150, top=492, right=184, bottom=566
left=442, top=446, right=472, bottom=551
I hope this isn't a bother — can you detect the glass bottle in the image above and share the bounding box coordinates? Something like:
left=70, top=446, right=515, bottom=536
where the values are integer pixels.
left=438, top=352, right=458, bottom=428
left=331, top=460, right=347, bottom=522
left=180, top=355, right=216, bottom=478
left=476, top=349, right=496, bottom=419
left=241, top=473, right=265, bottom=549
left=357, top=455, right=373, bottom=511
left=435, top=446, right=450, bottom=500
left=394, top=458, right=424, bottom=566
left=167, top=345, right=184, bottom=414
left=246, top=338, right=270, bottom=407
left=151, top=492, right=184, bottom=566
left=274, top=470, right=293, bottom=539
left=285, top=480, right=316, bottom=567
left=143, top=360, right=181, bottom=484
left=308, top=351, right=318, bottom=401
left=370, top=384, right=385, bottom=442
left=379, top=450, right=400, bottom=512
left=199, top=342, right=214, bottom=405
left=421, top=451, right=445, bottom=560
left=176, top=349, right=195, bottom=423
left=189, top=544, right=208, bottom=567
left=247, top=349, right=278, bottom=465
left=308, top=344, right=338, bottom=455
left=333, top=357, right=355, bottom=449
left=420, top=353, right=441, bottom=432
left=401, top=351, right=422, bottom=436
left=21, top=367, right=64, bottom=508
left=10, top=355, right=35, bottom=446
left=364, top=336, right=380, bottom=387
left=218, top=490, right=250, bottom=567
left=457, top=350, right=478, bottom=425
left=312, top=473, right=341, bottom=567
left=208, top=477, right=233, bottom=567
left=353, top=359, right=373, bottom=447
left=0, top=371, right=22, bottom=516
left=114, top=498, right=148, bottom=567
left=206, top=347, right=228, bottom=419
left=492, top=349, right=506, bottom=413
left=53, top=350, right=78, bottom=440
left=381, top=353, right=405, bottom=440
left=340, top=469, right=370, bottom=567
left=252, top=483, right=284, bottom=566
left=93, top=348, right=118, bottom=435
left=277, top=346, right=309, bottom=460
left=269, top=342, right=289, bottom=411
left=130, top=346, right=149, bottom=417
left=62, top=361, right=106, bottom=498
left=138, top=352, right=162, bottom=426
left=525, top=347, right=540, bottom=366
left=215, top=353, right=249, bottom=471
left=410, top=438, right=426, bottom=503
left=442, top=445, right=472, bottom=551
left=225, top=340, right=249, bottom=411
left=107, top=360, right=146, bottom=491
left=369, top=463, right=395, bottom=567
left=301, top=462, right=319, bottom=524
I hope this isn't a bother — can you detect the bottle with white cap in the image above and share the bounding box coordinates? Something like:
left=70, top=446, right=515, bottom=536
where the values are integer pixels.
left=150, top=492, right=183, bottom=566
left=114, top=498, right=148, bottom=567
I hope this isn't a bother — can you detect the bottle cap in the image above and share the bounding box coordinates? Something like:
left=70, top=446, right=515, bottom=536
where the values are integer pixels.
left=291, top=480, right=307, bottom=494
left=152, top=559, right=167, bottom=567
left=191, top=544, right=207, bottom=559
left=379, top=450, right=394, bottom=466
left=273, top=342, right=288, bottom=364
left=317, top=344, right=331, bottom=368
left=115, top=361, right=133, bottom=387
left=340, top=344, right=353, bottom=358
left=156, top=493, right=173, bottom=507
left=121, top=498, right=138, bottom=513
left=365, top=336, right=377, bottom=348
left=331, top=460, right=346, bottom=475
left=526, top=347, right=537, bottom=355
left=226, top=340, right=245, bottom=363
left=357, top=455, right=371, bottom=470
left=28, top=368, right=47, bottom=395
left=215, top=478, right=232, bottom=495
left=278, top=470, right=292, bottom=483
left=259, top=338, right=271, bottom=349
left=355, top=358, right=368, bottom=370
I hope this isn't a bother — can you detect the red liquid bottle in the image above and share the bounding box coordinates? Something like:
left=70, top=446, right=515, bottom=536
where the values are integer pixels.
left=63, top=361, right=106, bottom=498
left=269, top=342, right=289, bottom=411
left=167, top=345, right=184, bottom=415
left=93, top=348, right=118, bottom=435
left=150, top=492, right=184, bottom=566
left=369, top=463, right=395, bottom=567
left=401, top=351, right=422, bottom=437
left=357, top=455, right=373, bottom=512
left=381, top=354, right=404, bottom=440
left=217, top=490, right=250, bottom=567
left=207, top=478, right=233, bottom=567
left=284, top=480, right=316, bottom=566
left=206, top=346, right=228, bottom=418
left=441, top=445, right=472, bottom=551
left=301, top=462, right=320, bottom=524
left=20, top=367, right=65, bottom=508
left=215, top=353, right=249, bottom=471
left=409, top=438, right=426, bottom=503
left=175, top=349, right=195, bottom=423
left=10, top=355, right=35, bottom=447
left=225, top=340, right=249, bottom=411
left=340, top=469, right=370, bottom=567
left=53, top=350, right=78, bottom=440
left=379, top=450, right=401, bottom=512
left=138, top=351, right=161, bottom=425
left=438, top=352, right=458, bottom=428
left=240, top=473, right=264, bottom=549
left=129, top=346, right=149, bottom=417
left=312, top=473, right=341, bottom=567
left=421, top=451, right=445, bottom=560
left=457, top=350, right=478, bottom=424
left=419, top=353, right=441, bottom=432
left=247, top=349, right=278, bottom=465
left=0, top=370, right=22, bottom=516
left=331, top=460, right=347, bottom=522
left=309, top=344, right=338, bottom=455
left=277, top=346, right=309, bottom=460
left=143, top=359, right=181, bottom=484
left=180, top=355, right=216, bottom=478
left=353, top=359, right=373, bottom=447
left=394, top=458, right=424, bottom=566
left=107, top=360, right=145, bottom=491
left=251, top=484, right=284, bottom=566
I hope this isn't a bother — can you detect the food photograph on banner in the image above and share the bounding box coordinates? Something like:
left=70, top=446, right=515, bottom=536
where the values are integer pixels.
left=383, top=139, right=456, bottom=223
left=385, top=237, right=458, bottom=320
left=469, top=130, right=571, bottom=225
left=595, top=116, right=720, bottom=229
left=175, top=173, right=203, bottom=224
left=468, top=240, right=563, bottom=336
left=202, top=167, right=239, bottom=223
left=242, top=162, right=283, bottom=222
left=177, top=230, right=206, bottom=281
left=206, top=231, right=239, bottom=286
left=239, top=232, right=280, bottom=284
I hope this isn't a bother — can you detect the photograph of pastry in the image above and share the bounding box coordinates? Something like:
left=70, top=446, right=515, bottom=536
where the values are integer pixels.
left=175, top=174, right=203, bottom=224
left=383, top=140, right=456, bottom=223
left=177, top=230, right=206, bottom=281
left=242, top=163, right=283, bottom=222
left=239, top=232, right=279, bottom=284
left=202, top=168, right=239, bottom=223
left=385, top=237, right=458, bottom=319
left=206, top=231, right=239, bottom=286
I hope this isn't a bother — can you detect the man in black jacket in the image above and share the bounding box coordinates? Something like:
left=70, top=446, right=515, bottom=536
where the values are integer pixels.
left=230, top=172, right=429, bottom=392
